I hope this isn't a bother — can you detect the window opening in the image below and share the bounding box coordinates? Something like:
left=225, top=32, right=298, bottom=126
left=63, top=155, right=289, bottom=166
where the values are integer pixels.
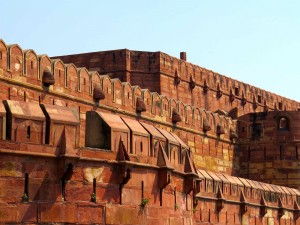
left=280, top=145, right=284, bottom=160
left=234, top=87, right=239, bottom=96
left=27, top=126, right=31, bottom=139
left=278, top=117, right=288, bottom=130
left=258, top=95, right=262, bottom=103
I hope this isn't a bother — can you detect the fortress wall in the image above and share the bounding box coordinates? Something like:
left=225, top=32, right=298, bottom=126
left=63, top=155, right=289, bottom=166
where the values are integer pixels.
left=56, top=49, right=300, bottom=115
left=0, top=39, right=238, bottom=174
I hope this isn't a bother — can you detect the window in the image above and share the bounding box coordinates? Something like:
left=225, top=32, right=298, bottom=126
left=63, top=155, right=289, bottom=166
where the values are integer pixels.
left=278, top=117, right=289, bottom=131
left=258, top=95, right=262, bottom=103
left=0, top=51, right=2, bottom=60
left=251, top=123, right=263, bottom=140
left=278, top=102, right=283, bottom=110
left=280, top=145, right=284, bottom=160
left=30, top=61, right=34, bottom=69
left=234, top=87, right=239, bottom=96
left=27, top=126, right=31, bottom=139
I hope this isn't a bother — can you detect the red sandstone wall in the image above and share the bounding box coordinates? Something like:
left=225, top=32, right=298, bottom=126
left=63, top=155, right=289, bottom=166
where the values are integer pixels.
left=0, top=39, right=238, bottom=175
left=239, top=111, right=300, bottom=189
left=55, top=50, right=300, bottom=116
left=2, top=39, right=300, bottom=225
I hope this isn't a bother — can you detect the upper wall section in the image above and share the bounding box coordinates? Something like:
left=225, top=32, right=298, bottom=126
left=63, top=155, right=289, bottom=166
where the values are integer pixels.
left=0, top=39, right=238, bottom=144
left=54, top=50, right=300, bottom=116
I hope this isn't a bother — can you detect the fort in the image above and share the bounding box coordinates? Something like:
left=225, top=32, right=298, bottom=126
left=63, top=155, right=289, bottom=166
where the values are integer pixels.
left=0, top=39, right=300, bottom=225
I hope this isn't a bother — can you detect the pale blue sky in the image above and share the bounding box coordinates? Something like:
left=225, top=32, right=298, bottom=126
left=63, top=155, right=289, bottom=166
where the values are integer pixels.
left=1, top=0, right=299, bottom=101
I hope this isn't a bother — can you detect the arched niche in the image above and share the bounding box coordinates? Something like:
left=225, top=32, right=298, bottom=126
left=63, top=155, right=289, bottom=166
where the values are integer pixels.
left=169, top=98, right=177, bottom=118
left=193, top=107, right=202, bottom=130
left=122, top=82, right=132, bottom=107
left=90, top=71, right=101, bottom=95
left=161, top=96, right=169, bottom=117
left=112, top=78, right=122, bottom=105
left=38, top=55, right=51, bottom=81
left=100, top=75, right=113, bottom=104
left=151, top=93, right=161, bottom=116
left=77, top=67, right=90, bottom=95
left=141, top=89, right=151, bottom=112
left=23, top=50, right=38, bottom=83
left=51, top=59, right=66, bottom=90
left=132, top=86, right=142, bottom=108
left=177, top=101, right=185, bottom=123
left=66, top=64, right=78, bottom=92
left=8, top=44, right=23, bottom=78
left=185, top=104, right=193, bottom=127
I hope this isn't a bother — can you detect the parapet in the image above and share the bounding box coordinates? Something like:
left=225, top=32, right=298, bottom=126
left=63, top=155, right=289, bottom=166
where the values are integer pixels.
left=0, top=38, right=238, bottom=142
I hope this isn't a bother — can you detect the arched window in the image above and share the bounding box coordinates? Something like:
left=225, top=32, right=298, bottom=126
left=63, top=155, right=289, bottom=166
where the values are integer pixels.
left=278, top=117, right=289, bottom=131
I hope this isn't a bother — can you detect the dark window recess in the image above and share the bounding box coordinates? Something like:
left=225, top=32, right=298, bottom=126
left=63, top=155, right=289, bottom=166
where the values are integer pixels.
left=27, top=126, right=31, bottom=139
left=280, top=145, right=284, bottom=160
left=234, top=87, right=239, bottom=96
left=140, top=142, right=143, bottom=152
left=30, top=61, right=34, bottom=69
left=0, top=51, right=2, bottom=60
left=278, top=102, right=283, bottom=110
left=258, top=95, right=262, bottom=103
left=251, top=123, right=263, bottom=140
left=278, top=117, right=289, bottom=131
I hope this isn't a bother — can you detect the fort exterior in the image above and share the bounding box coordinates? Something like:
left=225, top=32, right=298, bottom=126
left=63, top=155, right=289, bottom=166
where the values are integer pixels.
left=0, top=39, right=300, bottom=225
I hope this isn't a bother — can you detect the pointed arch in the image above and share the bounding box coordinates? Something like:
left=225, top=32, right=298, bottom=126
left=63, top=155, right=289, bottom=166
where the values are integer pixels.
left=151, top=92, right=161, bottom=115
left=141, top=89, right=151, bottom=112
left=65, top=63, right=78, bottom=91
left=77, top=67, right=90, bottom=94
left=51, top=59, right=66, bottom=89
left=90, top=71, right=101, bottom=95
left=100, top=75, right=113, bottom=104
left=8, top=44, right=23, bottom=78
left=132, top=85, right=142, bottom=108
left=122, top=82, right=132, bottom=107
left=112, top=78, right=122, bottom=104
left=38, top=55, right=51, bottom=81
left=161, top=95, right=169, bottom=117
left=23, top=49, right=38, bottom=79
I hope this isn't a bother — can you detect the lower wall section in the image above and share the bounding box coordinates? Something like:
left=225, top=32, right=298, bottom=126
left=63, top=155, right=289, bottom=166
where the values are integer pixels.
left=1, top=200, right=300, bottom=225
left=193, top=199, right=300, bottom=225
left=0, top=202, right=195, bottom=225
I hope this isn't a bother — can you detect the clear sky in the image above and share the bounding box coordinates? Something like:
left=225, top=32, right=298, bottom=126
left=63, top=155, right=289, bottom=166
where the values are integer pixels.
left=1, top=0, right=299, bottom=101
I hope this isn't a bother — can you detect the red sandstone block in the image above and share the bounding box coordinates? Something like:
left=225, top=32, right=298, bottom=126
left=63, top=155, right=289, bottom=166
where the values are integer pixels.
left=77, top=202, right=104, bottom=224
left=0, top=204, right=18, bottom=222
left=17, top=202, right=38, bottom=222
left=169, top=216, right=183, bottom=225
left=106, top=205, right=120, bottom=225
left=121, top=206, right=144, bottom=225
left=39, top=202, right=76, bottom=223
